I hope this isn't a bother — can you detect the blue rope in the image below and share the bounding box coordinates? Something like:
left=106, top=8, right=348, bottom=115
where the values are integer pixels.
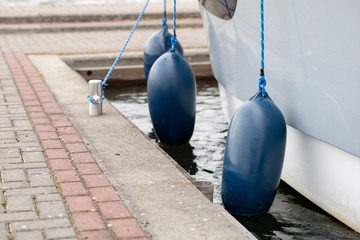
left=217, top=0, right=234, bottom=17
left=162, top=0, right=168, bottom=28
left=171, top=0, right=177, bottom=52
left=102, top=0, right=149, bottom=87
left=258, top=0, right=266, bottom=96
left=224, top=0, right=232, bottom=17
left=162, top=17, right=168, bottom=28
left=87, top=0, right=150, bottom=104
left=87, top=94, right=96, bottom=104
left=217, top=0, right=235, bottom=11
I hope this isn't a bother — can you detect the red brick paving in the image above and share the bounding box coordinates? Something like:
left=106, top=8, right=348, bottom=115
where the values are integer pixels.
left=89, top=187, right=121, bottom=202
left=57, top=126, right=78, bottom=135
left=53, top=170, right=81, bottom=182
left=65, top=196, right=96, bottom=212
left=65, top=142, right=89, bottom=153
left=71, top=152, right=96, bottom=164
left=76, top=163, right=102, bottom=175
left=31, top=117, right=51, bottom=125
left=80, top=230, right=113, bottom=240
left=48, top=159, right=74, bottom=170
left=4, top=42, right=148, bottom=240
left=98, top=201, right=133, bottom=220
left=42, top=139, right=63, bottom=149
left=26, top=106, right=44, bottom=113
left=82, top=174, right=111, bottom=188
left=108, top=218, right=147, bottom=239
left=45, top=148, right=68, bottom=159
left=72, top=212, right=106, bottom=231
left=34, top=124, right=55, bottom=132
left=61, top=134, right=84, bottom=144
left=37, top=131, right=59, bottom=140
left=59, top=182, right=88, bottom=196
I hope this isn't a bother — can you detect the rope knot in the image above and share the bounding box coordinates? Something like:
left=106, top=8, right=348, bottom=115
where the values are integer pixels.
left=162, top=17, right=168, bottom=29
left=258, top=76, right=266, bottom=96
left=171, top=36, right=177, bottom=52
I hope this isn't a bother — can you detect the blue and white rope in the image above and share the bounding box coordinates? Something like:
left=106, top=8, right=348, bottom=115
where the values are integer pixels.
left=162, top=0, right=168, bottom=28
left=88, top=0, right=150, bottom=104
left=258, top=0, right=266, bottom=96
left=170, top=0, right=177, bottom=52
left=102, top=0, right=149, bottom=87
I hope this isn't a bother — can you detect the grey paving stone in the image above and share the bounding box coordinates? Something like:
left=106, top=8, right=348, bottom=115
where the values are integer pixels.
left=10, top=218, right=72, bottom=232
left=36, top=193, right=63, bottom=202
left=0, top=131, right=15, bottom=139
left=9, top=114, right=28, bottom=121
left=0, top=222, right=8, bottom=240
left=19, top=141, right=41, bottom=148
left=1, top=169, right=26, bottom=182
left=0, top=148, right=20, bottom=158
left=37, top=201, right=67, bottom=219
left=14, top=231, right=44, bottom=240
left=2, top=85, right=17, bottom=91
left=0, top=127, right=33, bottom=132
left=0, top=212, right=37, bottom=222
left=0, top=118, right=11, bottom=125
left=0, top=182, right=29, bottom=190
left=0, top=139, right=17, bottom=145
left=6, top=187, right=58, bottom=196
left=23, top=152, right=46, bottom=163
left=0, top=106, right=8, bottom=113
left=0, top=123, right=12, bottom=128
left=0, top=157, right=22, bottom=164
left=7, top=195, right=35, bottom=212
left=21, top=146, right=43, bottom=152
left=0, top=81, right=14, bottom=85
left=0, top=102, right=18, bottom=107
left=0, top=143, right=18, bottom=149
left=1, top=162, right=47, bottom=170
left=5, top=97, right=22, bottom=102
left=28, top=173, right=55, bottom=188
left=8, top=107, right=26, bottom=114
left=27, top=168, right=51, bottom=176
left=17, top=132, right=38, bottom=142
left=45, top=227, right=77, bottom=239
left=13, top=120, right=32, bottom=128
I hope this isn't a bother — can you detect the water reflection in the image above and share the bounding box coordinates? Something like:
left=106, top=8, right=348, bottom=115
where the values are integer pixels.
left=148, top=127, right=199, bottom=175
left=159, top=143, right=198, bottom=175
left=236, top=213, right=289, bottom=240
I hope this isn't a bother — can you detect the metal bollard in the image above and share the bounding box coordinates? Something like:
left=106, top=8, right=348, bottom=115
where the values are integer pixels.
left=194, top=180, right=214, bottom=202
left=88, top=79, right=103, bottom=116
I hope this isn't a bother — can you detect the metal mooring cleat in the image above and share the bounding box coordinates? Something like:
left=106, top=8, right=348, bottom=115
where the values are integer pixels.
left=88, top=79, right=103, bottom=116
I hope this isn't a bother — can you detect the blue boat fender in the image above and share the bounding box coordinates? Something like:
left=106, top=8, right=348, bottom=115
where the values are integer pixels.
left=221, top=91, right=287, bottom=216
left=147, top=51, right=196, bottom=145
left=143, top=27, right=183, bottom=81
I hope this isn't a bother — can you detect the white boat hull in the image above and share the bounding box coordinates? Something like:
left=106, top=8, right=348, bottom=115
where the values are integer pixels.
left=200, top=0, right=360, bottom=232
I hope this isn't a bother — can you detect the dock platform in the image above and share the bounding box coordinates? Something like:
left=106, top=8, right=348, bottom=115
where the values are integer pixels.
left=0, top=2, right=256, bottom=239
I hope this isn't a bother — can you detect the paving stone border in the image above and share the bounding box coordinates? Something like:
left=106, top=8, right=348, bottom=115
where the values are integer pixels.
left=3, top=51, right=148, bottom=239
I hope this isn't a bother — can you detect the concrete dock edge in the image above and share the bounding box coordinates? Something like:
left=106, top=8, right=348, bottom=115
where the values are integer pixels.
left=29, top=54, right=256, bottom=240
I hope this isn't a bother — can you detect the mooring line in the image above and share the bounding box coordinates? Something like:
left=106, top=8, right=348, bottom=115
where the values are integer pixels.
left=258, top=0, right=267, bottom=96
left=87, top=0, right=150, bottom=104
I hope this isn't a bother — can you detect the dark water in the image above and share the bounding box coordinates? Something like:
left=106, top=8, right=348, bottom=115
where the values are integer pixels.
left=105, top=80, right=360, bottom=240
